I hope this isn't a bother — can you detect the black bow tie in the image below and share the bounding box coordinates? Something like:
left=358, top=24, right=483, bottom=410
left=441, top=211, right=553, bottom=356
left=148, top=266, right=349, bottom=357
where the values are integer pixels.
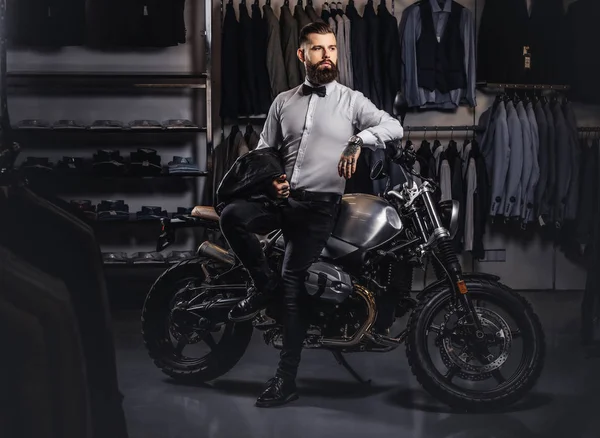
left=302, top=84, right=326, bottom=97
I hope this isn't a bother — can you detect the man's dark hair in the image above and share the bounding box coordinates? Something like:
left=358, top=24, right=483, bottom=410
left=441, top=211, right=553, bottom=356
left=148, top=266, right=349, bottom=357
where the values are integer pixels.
left=299, top=22, right=334, bottom=47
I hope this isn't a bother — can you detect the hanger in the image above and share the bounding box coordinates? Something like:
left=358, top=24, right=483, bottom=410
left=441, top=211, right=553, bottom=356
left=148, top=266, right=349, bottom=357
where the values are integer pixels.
left=253, top=0, right=259, bottom=5
left=307, top=0, right=313, bottom=5
left=284, top=0, right=289, bottom=6
left=298, top=0, right=303, bottom=6
left=337, top=1, right=343, bottom=10
left=266, top=0, right=271, bottom=5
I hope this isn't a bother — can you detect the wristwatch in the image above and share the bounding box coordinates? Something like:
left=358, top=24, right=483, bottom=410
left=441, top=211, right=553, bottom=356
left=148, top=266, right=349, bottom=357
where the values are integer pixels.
left=348, top=135, right=363, bottom=146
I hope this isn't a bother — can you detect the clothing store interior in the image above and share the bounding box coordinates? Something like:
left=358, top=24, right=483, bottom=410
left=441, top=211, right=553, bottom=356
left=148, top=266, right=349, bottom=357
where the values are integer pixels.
left=1, top=0, right=600, bottom=437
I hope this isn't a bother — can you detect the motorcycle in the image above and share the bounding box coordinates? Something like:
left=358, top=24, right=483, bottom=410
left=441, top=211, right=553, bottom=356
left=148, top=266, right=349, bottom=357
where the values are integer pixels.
left=142, top=142, right=545, bottom=412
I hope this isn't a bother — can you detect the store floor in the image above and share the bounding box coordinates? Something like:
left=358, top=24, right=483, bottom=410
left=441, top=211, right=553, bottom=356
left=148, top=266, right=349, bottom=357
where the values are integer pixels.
left=113, top=291, right=600, bottom=438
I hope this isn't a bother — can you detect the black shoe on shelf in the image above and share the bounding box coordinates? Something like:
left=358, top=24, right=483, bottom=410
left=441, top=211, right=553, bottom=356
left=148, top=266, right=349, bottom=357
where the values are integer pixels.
left=228, top=287, right=270, bottom=322
left=255, top=376, right=299, bottom=408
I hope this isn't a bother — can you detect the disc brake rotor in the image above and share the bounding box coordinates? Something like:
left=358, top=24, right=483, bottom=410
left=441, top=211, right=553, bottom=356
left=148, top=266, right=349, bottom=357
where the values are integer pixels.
left=439, top=306, right=513, bottom=381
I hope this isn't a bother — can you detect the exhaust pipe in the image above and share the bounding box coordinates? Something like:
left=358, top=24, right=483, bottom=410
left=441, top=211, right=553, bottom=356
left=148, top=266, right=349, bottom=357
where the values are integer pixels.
left=197, top=241, right=235, bottom=266
left=320, top=284, right=377, bottom=347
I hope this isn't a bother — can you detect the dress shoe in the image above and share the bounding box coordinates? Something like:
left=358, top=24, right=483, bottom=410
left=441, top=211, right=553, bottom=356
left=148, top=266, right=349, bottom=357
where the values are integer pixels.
left=255, top=376, right=298, bottom=408
left=228, top=287, right=270, bottom=322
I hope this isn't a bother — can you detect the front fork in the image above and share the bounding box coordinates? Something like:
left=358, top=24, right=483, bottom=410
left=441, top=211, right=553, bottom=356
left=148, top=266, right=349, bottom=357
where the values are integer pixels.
left=422, top=191, right=484, bottom=333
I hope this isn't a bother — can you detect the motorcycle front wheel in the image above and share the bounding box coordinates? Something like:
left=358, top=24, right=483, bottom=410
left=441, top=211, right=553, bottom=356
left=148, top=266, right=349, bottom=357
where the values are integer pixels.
left=141, top=258, right=253, bottom=382
left=405, top=277, right=545, bottom=412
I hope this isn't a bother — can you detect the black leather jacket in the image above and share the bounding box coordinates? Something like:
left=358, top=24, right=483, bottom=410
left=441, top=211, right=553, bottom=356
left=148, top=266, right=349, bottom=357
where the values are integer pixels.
left=215, top=148, right=284, bottom=215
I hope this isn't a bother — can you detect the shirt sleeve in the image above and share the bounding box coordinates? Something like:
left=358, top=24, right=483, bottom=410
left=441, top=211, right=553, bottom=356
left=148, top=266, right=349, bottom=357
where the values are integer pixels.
left=255, top=96, right=283, bottom=150
left=352, top=92, right=404, bottom=150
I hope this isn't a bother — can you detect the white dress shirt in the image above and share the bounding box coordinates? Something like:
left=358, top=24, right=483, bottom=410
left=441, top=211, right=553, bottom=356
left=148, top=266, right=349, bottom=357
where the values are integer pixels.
left=256, top=79, right=404, bottom=194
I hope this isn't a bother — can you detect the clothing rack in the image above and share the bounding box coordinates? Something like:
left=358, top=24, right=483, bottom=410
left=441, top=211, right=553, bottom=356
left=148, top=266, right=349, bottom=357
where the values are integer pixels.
left=404, top=125, right=484, bottom=132
left=578, top=127, right=600, bottom=132
left=478, top=82, right=570, bottom=91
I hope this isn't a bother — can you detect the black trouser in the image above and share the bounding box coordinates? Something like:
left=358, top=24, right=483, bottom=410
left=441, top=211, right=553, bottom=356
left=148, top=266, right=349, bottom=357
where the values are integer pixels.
left=220, top=197, right=338, bottom=380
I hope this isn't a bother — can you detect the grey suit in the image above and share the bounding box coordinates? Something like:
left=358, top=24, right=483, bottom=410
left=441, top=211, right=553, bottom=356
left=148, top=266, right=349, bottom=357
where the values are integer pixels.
left=294, top=4, right=311, bottom=33
left=263, top=5, right=288, bottom=99
left=342, top=14, right=354, bottom=89
left=280, top=5, right=302, bottom=89
left=541, top=103, right=556, bottom=221
left=524, top=102, right=540, bottom=223
left=501, top=101, right=523, bottom=218
left=305, top=4, right=321, bottom=22
left=515, top=101, right=532, bottom=219
left=480, top=101, right=510, bottom=217
left=552, top=102, right=572, bottom=227
left=564, top=102, right=581, bottom=221
left=533, top=101, right=548, bottom=217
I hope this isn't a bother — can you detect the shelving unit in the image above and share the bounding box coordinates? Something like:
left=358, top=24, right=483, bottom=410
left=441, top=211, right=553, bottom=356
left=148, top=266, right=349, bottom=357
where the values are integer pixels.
left=2, top=0, right=214, bottom=268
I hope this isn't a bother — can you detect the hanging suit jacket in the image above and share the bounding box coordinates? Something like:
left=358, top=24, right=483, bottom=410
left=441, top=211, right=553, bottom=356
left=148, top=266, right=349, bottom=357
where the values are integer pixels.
left=346, top=2, right=370, bottom=98
left=565, top=0, right=600, bottom=104
left=477, top=0, right=566, bottom=84
left=378, top=3, right=402, bottom=116
left=501, top=101, right=523, bottom=218
left=552, top=101, right=572, bottom=227
left=534, top=100, right=549, bottom=217
left=516, top=101, right=532, bottom=219
left=335, top=13, right=349, bottom=86
left=364, top=0, right=384, bottom=109
left=541, top=102, right=556, bottom=223
left=575, top=139, right=597, bottom=246
left=479, top=100, right=510, bottom=217
left=343, top=13, right=354, bottom=90
left=0, top=187, right=128, bottom=438
left=472, top=141, right=489, bottom=259
left=306, top=4, right=321, bottom=22
left=294, top=3, right=312, bottom=34
left=280, top=5, right=303, bottom=89
left=524, top=102, right=540, bottom=224
left=263, top=4, right=289, bottom=99
left=564, top=102, right=581, bottom=222
left=238, top=3, right=258, bottom=115
left=220, top=3, right=240, bottom=118
left=252, top=3, right=273, bottom=114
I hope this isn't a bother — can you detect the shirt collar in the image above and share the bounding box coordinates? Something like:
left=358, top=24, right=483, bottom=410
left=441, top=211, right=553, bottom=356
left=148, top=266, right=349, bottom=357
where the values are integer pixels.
left=303, top=78, right=338, bottom=94
left=430, top=0, right=452, bottom=13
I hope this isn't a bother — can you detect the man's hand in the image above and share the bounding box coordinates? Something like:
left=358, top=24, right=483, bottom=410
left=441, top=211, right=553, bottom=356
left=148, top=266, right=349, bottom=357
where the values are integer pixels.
left=272, top=174, right=290, bottom=199
left=338, top=141, right=361, bottom=179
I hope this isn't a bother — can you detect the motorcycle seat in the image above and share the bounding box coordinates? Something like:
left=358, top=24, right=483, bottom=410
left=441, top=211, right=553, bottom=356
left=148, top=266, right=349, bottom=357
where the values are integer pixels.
left=191, top=206, right=219, bottom=222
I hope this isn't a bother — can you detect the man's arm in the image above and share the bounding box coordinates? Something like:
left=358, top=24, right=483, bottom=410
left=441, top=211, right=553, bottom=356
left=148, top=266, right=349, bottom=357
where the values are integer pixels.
left=255, top=96, right=283, bottom=150
left=352, top=92, right=404, bottom=150
left=338, top=92, right=404, bottom=179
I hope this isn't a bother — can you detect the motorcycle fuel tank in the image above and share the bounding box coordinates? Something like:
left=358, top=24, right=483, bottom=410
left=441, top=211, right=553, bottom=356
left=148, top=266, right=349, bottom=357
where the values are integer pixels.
left=330, top=194, right=403, bottom=251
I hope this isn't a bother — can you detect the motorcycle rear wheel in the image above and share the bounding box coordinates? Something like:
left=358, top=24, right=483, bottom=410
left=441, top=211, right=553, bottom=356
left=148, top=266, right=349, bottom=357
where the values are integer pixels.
left=141, top=258, right=253, bottom=382
left=406, top=277, right=545, bottom=412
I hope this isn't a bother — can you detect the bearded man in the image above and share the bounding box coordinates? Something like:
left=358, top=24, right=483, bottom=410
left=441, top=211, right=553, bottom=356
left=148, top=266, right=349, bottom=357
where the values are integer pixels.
left=219, top=21, right=404, bottom=407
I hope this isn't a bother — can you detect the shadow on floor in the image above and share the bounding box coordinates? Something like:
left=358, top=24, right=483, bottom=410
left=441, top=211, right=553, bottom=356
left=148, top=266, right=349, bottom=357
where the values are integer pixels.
left=166, top=376, right=395, bottom=399
left=385, top=388, right=553, bottom=414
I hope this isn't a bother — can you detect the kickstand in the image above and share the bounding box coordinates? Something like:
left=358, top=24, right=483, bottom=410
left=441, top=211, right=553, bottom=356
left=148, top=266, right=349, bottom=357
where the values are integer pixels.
left=332, top=352, right=372, bottom=385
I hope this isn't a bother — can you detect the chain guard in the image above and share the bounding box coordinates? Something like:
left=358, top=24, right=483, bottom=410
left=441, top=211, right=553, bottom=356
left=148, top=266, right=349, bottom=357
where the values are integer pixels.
left=438, top=306, right=512, bottom=381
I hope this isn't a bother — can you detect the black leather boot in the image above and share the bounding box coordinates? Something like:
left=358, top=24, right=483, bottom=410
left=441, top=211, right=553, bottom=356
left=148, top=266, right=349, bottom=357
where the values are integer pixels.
left=229, top=275, right=279, bottom=322
left=228, top=287, right=270, bottom=322
left=255, top=376, right=298, bottom=408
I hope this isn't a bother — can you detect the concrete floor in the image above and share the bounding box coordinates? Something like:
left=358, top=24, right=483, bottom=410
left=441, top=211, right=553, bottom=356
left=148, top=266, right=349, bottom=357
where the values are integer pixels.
left=113, top=291, right=600, bottom=438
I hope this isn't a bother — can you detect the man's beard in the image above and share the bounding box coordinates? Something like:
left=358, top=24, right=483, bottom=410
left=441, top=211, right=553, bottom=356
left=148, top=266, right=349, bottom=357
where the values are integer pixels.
left=306, top=60, right=338, bottom=84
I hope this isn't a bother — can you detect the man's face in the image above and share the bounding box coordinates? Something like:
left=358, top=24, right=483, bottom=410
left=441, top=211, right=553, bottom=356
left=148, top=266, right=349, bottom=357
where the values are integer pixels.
left=297, top=32, right=338, bottom=85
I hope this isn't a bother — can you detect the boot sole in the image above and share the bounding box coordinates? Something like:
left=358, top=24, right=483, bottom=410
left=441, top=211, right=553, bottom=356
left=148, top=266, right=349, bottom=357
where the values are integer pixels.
left=255, top=392, right=299, bottom=408
left=228, top=309, right=260, bottom=322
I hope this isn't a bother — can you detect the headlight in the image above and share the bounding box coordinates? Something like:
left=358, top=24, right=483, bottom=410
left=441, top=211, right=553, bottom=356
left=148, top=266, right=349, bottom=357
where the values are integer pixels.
left=438, top=200, right=460, bottom=239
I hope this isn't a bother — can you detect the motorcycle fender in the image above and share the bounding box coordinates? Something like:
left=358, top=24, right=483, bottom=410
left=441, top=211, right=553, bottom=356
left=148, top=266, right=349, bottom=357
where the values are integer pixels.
left=416, top=272, right=501, bottom=301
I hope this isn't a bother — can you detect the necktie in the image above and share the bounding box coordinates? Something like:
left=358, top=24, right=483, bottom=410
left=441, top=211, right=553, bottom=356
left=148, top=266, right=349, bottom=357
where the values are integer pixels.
left=302, top=84, right=326, bottom=97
